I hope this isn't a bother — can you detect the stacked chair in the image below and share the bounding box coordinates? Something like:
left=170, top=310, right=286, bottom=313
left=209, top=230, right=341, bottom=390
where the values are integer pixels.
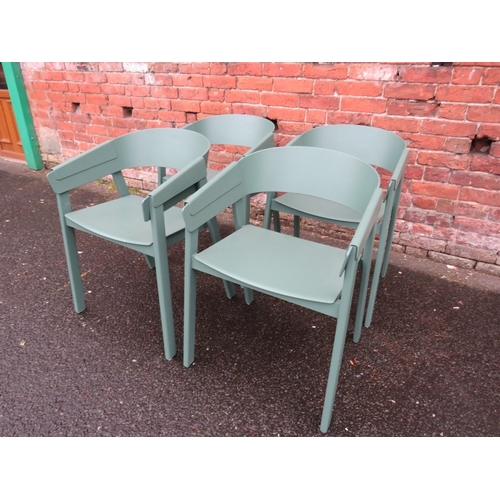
left=264, top=125, right=409, bottom=330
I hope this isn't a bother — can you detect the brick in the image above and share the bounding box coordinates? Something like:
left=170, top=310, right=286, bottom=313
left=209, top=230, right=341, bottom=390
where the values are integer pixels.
left=482, top=68, right=500, bottom=85
left=450, top=171, right=500, bottom=190
left=79, top=82, right=101, bottom=93
left=314, top=80, right=336, bottom=95
left=384, top=83, right=436, bottom=100
left=404, top=165, right=424, bottom=180
left=107, top=73, right=131, bottom=84
left=80, top=104, right=101, bottom=115
left=39, top=70, right=65, bottom=81
left=228, top=63, right=263, bottom=76
left=467, top=105, right=500, bottom=123
left=411, top=181, right=459, bottom=199
left=298, top=94, right=340, bottom=110
left=63, top=71, right=86, bottom=83
left=387, top=99, right=439, bottom=117
left=436, top=199, right=489, bottom=219
left=371, top=115, right=420, bottom=133
left=348, top=64, right=398, bottom=81
left=226, top=89, right=260, bottom=104
left=417, top=151, right=469, bottom=170
left=178, top=87, right=208, bottom=100
left=470, top=154, right=500, bottom=174
left=477, top=124, right=500, bottom=140
left=306, top=109, right=327, bottom=124
left=421, top=119, right=477, bottom=137
left=237, top=77, right=272, bottom=91
left=172, top=74, right=204, bottom=87
left=438, top=103, right=467, bottom=120
left=86, top=94, right=109, bottom=105
left=209, top=63, right=227, bottom=75
left=203, top=75, right=237, bottom=88
left=109, top=95, right=132, bottom=107
left=340, top=97, right=386, bottom=113
left=200, top=102, right=232, bottom=114
left=151, top=86, right=178, bottom=99
left=303, top=63, right=348, bottom=79
left=337, top=80, right=383, bottom=96
left=262, top=92, right=298, bottom=107
left=277, top=121, right=312, bottom=135
left=399, top=66, right=452, bottom=83
left=98, top=63, right=123, bottom=72
left=171, top=99, right=201, bottom=112
left=273, top=78, right=313, bottom=93
left=460, top=186, right=500, bottom=206
left=428, top=251, right=476, bottom=269
left=177, top=63, right=210, bottom=75
left=401, top=133, right=446, bottom=151
left=84, top=72, right=107, bottom=83
left=208, top=89, right=225, bottom=102
left=267, top=106, right=306, bottom=122
left=436, top=85, right=494, bottom=103
left=158, top=110, right=187, bottom=122
left=231, top=104, right=267, bottom=116
left=133, top=109, right=158, bottom=120
left=445, top=243, right=497, bottom=263
left=475, top=262, right=500, bottom=277
left=413, top=196, right=437, bottom=210
left=443, top=138, right=472, bottom=155
left=491, top=142, right=500, bottom=158
left=451, top=67, right=482, bottom=84
left=149, top=63, right=178, bottom=73
left=263, top=63, right=302, bottom=77
left=398, top=234, right=446, bottom=252
left=125, top=85, right=150, bottom=97
left=423, top=167, right=451, bottom=182
left=101, top=84, right=124, bottom=95
left=326, top=111, right=372, bottom=125
left=130, top=97, right=145, bottom=109
left=453, top=216, right=500, bottom=237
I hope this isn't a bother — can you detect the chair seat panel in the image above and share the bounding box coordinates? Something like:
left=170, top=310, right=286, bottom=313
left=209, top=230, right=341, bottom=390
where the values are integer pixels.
left=273, top=192, right=383, bottom=224
left=194, top=224, right=345, bottom=304
left=65, top=196, right=185, bottom=246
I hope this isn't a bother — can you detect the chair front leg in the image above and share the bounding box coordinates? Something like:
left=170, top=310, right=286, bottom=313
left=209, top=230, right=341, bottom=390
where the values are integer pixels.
left=61, top=222, right=86, bottom=313
left=151, top=220, right=177, bottom=361
left=183, top=232, right=199, bottom=367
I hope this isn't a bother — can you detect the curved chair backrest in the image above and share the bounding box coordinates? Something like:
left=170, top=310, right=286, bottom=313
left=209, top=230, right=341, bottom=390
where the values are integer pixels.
left=287, top=124, right=406, bottom=174
left=239, top=146, right=380, bottom=215
left=48, top=128, right=211, bottom=195
left=184, top=114, right=275, bottom=152
left=184, top=146, right=380, bottom=232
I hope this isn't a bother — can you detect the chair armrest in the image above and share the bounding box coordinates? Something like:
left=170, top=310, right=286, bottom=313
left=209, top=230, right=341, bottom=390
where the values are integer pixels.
left=47, top=141, right=119, bottom=194
left=182, top=162, right=245, bottom=232
left=142, top=157, right=207, bottom=222
left=349, top=188, right=384, bottom=263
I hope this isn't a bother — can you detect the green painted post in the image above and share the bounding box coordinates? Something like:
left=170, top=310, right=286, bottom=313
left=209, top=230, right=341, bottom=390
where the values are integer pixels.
left=2, top=62, right=44, bottom=170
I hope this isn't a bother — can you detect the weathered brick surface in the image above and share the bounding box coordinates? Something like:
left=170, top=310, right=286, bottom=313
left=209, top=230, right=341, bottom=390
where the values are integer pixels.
left=19, top=62, right=500, bottom=276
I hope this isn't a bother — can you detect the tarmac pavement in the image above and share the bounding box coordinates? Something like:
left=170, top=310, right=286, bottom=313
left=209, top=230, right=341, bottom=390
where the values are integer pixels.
left=1, top=157, right=499, bottom=437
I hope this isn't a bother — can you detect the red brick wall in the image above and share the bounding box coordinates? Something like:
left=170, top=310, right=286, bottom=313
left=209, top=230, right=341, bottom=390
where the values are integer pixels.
left=20, top=62, right=500, bottom=276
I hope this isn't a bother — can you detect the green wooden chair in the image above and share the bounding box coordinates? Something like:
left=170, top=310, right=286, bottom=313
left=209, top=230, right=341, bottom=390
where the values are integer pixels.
left=264, top=125, right=408, bottom=330
left=47, top=127, right=233, bottom=361
left=181, top=146, right=383, bottom=433
left=181, top=113, right=275, bottom=305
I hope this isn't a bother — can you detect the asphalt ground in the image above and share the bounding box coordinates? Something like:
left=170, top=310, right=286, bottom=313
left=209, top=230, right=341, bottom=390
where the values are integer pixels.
left=1, top=157, right=499, bottom=438
left=1, top=156, right=498, bottom=496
